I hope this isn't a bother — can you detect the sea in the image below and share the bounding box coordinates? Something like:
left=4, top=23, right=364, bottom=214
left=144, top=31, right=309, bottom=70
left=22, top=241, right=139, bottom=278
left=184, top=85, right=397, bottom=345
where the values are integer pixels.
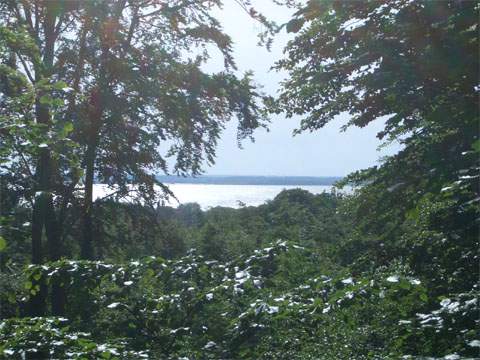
left=92, top=176, right=343, bottom=209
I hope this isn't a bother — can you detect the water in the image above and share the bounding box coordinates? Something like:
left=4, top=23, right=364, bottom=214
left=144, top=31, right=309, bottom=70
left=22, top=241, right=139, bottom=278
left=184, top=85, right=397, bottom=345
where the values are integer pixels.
left=93, top=183, right=336, bottom=209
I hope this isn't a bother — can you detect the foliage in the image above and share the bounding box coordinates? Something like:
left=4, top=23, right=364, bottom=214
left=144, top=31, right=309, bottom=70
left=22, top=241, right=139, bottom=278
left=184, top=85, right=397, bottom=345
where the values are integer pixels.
left=0, top=188, right=345, bottom=265
left=0, top=0, right=478, bottom=358
left=277, top=0, right=477, bottom=140
left=0, top=0, right=272, bottom=268
left=0, top=317, right=149, bottom=359
left=275, top=0, right=479, bottom=323
left=2, top=241, right=477, bottom=359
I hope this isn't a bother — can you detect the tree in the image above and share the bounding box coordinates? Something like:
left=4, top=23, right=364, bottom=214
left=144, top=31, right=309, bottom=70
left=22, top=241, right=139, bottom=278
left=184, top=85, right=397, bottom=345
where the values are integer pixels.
left=0, top=1, right=77, bottom=315
left=275, top=0, right=478, bottom=293
left=176, top=203, right=205, bottom=228
left=0, top=0, right=270, bottom=314
left=55, top=0, right=270, bottom=260
left=199, top=222, right=227, bottom=260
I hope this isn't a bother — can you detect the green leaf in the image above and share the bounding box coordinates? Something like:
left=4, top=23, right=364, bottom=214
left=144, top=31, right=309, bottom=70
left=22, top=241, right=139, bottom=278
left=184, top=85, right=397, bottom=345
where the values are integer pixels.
left=286, top=18, right=305, bottom=33
left=39, top=95, right=52, bottom=105
left=145, top=268, right=155, bottom=278
left=100, top=352, right=112, bottom=359
left=52, top=98, right=64, bottom=107
left=53, top=80, right=68, bottom=90
left=60, top=122, right=74, bottom=138
left=399, top=279, right=411, bottom=290
left=64, top=122, right=73, bottom=133
left=7, top=293, right=15, bottom=303
left=472, top=139, right=480, bottom=153
left=0, top=235, right=6, bottom=252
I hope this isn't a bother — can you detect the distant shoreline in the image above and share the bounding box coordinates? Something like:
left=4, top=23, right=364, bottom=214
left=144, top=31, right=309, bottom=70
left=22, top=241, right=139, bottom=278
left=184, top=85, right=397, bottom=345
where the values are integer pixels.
left=155, top=175, right=342, bottom=186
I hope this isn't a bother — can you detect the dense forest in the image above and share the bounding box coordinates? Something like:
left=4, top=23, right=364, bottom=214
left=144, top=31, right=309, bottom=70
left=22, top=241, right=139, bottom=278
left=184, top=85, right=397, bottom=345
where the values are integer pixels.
left=0, top=0, right=478, bottom=359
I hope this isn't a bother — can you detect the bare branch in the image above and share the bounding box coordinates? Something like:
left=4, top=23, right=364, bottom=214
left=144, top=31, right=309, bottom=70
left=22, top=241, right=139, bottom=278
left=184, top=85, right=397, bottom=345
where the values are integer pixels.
left=15, top=52, right=35, bottom=84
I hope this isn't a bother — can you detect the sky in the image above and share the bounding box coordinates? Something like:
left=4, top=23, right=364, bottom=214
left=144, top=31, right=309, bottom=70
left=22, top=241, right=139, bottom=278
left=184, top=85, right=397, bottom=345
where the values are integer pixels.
left=199, top=1, right=400, bottom=177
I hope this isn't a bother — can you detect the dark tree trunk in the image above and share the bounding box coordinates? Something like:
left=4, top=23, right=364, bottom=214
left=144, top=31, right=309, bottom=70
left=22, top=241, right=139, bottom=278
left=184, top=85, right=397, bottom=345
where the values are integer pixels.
left=28, top=1, right=64, bottom=316
left=29, top=193, right=47, bottom=317
left=79, top=1, right=125, bottom=261
left=80, top=86, right=103, bottom=260
left=81, top=143, right=96, bottom=260
left=80, top=45, right=107, bottom=260
left=45, top=195, right=65, bottom=315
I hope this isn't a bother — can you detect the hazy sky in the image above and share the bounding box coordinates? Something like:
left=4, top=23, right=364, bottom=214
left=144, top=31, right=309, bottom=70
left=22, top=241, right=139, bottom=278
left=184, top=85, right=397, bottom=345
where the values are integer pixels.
left=199, top=1, right=399, bottom=177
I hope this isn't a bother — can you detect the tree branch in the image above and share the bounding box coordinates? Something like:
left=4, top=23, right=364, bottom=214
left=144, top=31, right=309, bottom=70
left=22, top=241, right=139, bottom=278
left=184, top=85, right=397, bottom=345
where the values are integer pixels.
left=15, top=52, right=35, bottom=84
left=65, top=18, right=89, bottom=116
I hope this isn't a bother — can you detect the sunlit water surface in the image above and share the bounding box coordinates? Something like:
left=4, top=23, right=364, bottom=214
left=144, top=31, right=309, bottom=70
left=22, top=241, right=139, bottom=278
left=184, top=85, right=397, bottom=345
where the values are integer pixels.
left=93, top=183, right=338, bottom=209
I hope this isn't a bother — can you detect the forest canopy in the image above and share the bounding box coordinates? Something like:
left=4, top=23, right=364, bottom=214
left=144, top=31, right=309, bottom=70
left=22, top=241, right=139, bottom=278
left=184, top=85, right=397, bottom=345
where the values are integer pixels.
left=0, top=0, right=478, bottom=359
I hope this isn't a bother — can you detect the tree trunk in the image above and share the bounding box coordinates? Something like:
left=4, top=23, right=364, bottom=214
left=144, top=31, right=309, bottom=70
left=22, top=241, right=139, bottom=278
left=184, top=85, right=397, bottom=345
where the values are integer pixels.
left=79, top=108, right=101, bottom=321
left=29, top=192, right=47, bottom=317
left=79, top=1, right=126, bottom=261
left=45, top=195, right=65, bottom=315
left=81, top=143, right=96, bottom=260
left=80, top=43, right=107, bottom=260
left=28, top=1, right=63, bottom=316
left=80, top=85, right=104, bottom=260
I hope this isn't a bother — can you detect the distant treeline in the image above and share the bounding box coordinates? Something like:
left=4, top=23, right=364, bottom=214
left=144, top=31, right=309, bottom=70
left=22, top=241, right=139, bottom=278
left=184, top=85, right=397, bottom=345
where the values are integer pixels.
left=155, top=175, right=342, bottom=185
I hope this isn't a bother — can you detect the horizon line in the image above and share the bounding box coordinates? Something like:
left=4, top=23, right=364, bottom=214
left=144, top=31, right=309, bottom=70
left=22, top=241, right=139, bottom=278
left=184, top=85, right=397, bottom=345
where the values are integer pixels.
left=158, top=174, right=344, bottom=178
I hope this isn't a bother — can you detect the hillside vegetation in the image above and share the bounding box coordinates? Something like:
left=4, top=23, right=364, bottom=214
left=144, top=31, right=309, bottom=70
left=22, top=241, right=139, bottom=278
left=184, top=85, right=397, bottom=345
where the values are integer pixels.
left=1, top=188, right=478, bottom=359
left=0, top=0, right=478, bottom=359
left=1, top=237, right=476, bottom=359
